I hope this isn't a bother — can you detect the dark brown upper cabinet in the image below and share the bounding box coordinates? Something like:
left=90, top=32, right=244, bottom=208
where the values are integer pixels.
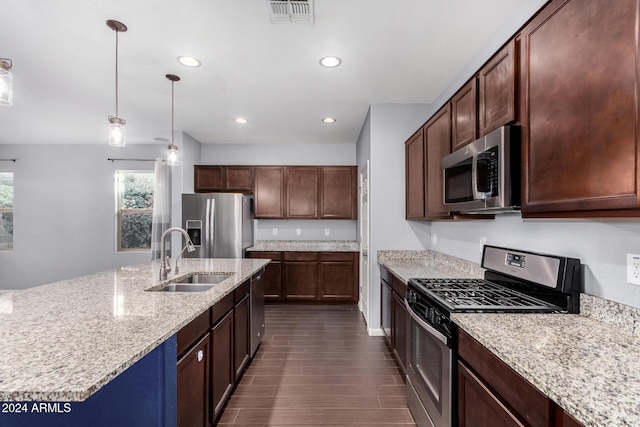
left=521, top=0, right=639, bottom=217
left=254, top=167, right=285, bottom=219
left=320, top=166, right=357, bottom=219
left=424, top=104, right=452, bottom=219
left=405, top=127, right=426, bottom=220
left=285, top=167, right=319, bottom=219
left=451, top=79, right=478, bottom=151
left=478, top=39, right=517, bottom=137
left=194, top=165, right=253, bottom=193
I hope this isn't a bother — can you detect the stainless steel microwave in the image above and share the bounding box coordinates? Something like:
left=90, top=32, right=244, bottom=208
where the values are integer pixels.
left=442, top=125, right=520, bottom=213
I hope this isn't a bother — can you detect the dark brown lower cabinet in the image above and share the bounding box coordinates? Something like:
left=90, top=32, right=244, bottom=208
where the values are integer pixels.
left=392, top=292, right=407, bottom=373
left=250, top=251, right=359, bottom=303
left=177, top=333, right=209, bottom=427
left=458, top=361, right=524, bottom=427
left=381, top=277, right=393, bottom=345
left=211, top=310, right=234, bottom=420
left=234, top=294, right=250, bottom=379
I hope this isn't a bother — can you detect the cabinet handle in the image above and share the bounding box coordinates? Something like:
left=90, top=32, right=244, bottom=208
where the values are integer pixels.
left=197, top=350, right=204, bottom=362
left=255, top=274, right=263, bottom=281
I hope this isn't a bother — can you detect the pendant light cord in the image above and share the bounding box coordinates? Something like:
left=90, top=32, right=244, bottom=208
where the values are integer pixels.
left=171, top=80, right=174, bottom=145
left=115, top=30, right=119, bottom=117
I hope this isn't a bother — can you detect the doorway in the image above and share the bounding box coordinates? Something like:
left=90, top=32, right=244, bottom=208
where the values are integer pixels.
left=359, top=161, right=370, bottom=325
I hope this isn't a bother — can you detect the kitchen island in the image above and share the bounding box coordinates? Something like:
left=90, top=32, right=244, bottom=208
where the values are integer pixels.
left=0, top=258, right=269, bottom=426
left=378, top=250, right=640, bottom=427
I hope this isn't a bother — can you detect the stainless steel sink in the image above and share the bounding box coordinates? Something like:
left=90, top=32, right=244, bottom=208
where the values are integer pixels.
left=151, top=273, right=233, bottom=292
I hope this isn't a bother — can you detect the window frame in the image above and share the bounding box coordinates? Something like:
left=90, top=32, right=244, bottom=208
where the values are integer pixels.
left=0, top=171, right=13, bottom=252
left=115, top=170, right=154, bottom=252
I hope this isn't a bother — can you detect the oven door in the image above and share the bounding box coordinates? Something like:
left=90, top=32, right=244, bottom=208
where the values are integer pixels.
left=405, top=300, right=453, bottom=427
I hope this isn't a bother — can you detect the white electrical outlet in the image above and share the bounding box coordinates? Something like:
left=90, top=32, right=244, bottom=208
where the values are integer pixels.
left=296, top=228, right=301, bottom=236
left=432, top=233, right=438, bottom=246
left=479, top=237, right=487, bottom=253
left=324, top=228, right=330, bottom=236
left=627, top=254, right=640, bottom=286
left=272, top=228, right=278, bottom=236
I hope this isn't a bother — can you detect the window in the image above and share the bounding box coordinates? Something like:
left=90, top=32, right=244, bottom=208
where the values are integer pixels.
left=116, top=171, right=154, bottom=251
left=0, top=172, right=13, bottom=251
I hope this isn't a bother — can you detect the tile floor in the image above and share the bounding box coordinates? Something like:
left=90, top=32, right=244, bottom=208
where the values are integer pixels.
left=217, top=305, right=417, bottom=426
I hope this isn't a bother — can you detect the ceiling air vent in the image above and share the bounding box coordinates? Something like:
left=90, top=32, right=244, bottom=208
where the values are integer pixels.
left=266, top=0, right=314, bottom=24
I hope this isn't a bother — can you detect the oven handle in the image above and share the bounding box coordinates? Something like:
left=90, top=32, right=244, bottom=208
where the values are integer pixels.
left=405, top=299, right=449, bottom=346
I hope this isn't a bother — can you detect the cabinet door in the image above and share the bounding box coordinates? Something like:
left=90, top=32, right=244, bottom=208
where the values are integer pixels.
left=479, top=39, right=517, bottom=136
left=283, top=252, right=318, bottom=301
left=210, top=310, right=234, bottom=420
left=194, top=166, right=225, bottom=192
left=247, top=252, right=282, bottom=301
left=555, top=407, right=584, bottom=427
left=318, top=252, right=358, bottom=302
left=405, top=128, right=426, bottom=219
left=452, top=79, right=478, bottom=151
left=177, top=333, right=209, bottom=427
left=392, top=292, right=407, bottom=373
left=424, top=104, right=452, bottom=219
left=286, top=167, right=319, bottom=218
left=381, top=278, right=393, bottom=346
left=522, top=0, right=639, bottom=215
left=234, top=295, right=250, bottom=380
left=458, top=361, right=525, bottom=427
left=251, top=269, right=266, bottom=356
left=319, top=166, right=357, bottom=219
left=254, top=167, right=285, bottom=218
left=225, top=166, right=254, bottom=192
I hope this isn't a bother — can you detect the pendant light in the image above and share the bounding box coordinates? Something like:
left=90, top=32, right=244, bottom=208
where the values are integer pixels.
left=166, top=74, right=180, bottom=166
left=0, top=58, right=13, bottom=106
left=106, top=20, right=127, bottom=147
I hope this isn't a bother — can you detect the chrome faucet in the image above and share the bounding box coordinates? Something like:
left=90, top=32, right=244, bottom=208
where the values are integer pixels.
left=159, top=227, right=195, bottom=280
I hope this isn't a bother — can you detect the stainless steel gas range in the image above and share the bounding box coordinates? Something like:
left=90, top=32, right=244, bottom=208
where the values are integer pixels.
left=404, top=245, right=583, bottom=427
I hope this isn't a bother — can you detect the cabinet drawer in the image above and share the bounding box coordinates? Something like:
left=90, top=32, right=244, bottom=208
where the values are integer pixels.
left=380, top=266, right=393, bottom=285
left=284, top=252, right=318, bottom=262
left=392, top=276, right=407, bottom=298
left=320, top=252, right=356, bottom=262
left=177, top=309, right=210, bottom=358
left=458, top=329, right=550, bottom=427
left=211, top=292, right=234, bottom=326
left=248, top=251, right=281, bottom=261
left=235, top=280, right=250, bottom=303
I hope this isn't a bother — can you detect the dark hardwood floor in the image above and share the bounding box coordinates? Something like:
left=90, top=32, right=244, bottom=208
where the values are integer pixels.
left=217, top=305, right=416, bottom=426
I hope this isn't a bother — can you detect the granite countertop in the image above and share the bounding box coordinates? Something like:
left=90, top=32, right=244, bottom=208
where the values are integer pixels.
left=377, top=250, right=640, bottom=426
left=377, top=249, right=485, bottom=281
left=0, top=258, right=269, bottom=402
left=452, top=312, right=640, bottom=427
left=247, top=240, right=360, bottom=252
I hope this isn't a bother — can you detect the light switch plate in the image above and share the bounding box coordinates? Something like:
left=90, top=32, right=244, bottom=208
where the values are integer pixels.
left=296, top=228, right=301, bottom=236
left=432, top=233, right=437, bottom=246
left=272, top=228, right=278, bottom=236
left=627, top=254, right=640, bottom=286
left=324, top=228, right=330, bottom=236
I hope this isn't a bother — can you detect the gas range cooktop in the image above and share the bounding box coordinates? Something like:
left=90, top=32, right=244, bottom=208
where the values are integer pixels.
left=409, top=278, right=562, bottom=313
left=407, top=245, right=583, bottom=315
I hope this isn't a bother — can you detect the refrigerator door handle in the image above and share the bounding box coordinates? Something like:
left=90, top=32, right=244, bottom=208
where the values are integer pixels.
left=210, top=198, right=216, bottom=258
left=205, top=198, right=211, bottom=258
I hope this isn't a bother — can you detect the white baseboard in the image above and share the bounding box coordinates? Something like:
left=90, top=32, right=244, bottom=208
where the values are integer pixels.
left=367, top=328, right=384, bottom=336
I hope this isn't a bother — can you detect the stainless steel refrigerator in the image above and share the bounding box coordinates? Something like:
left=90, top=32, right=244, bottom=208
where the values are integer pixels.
left=182, top=193, right=254, bottom=258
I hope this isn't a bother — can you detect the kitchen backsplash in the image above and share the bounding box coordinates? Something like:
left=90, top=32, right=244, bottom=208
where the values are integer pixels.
left=255, top=219, right=357, bottom=241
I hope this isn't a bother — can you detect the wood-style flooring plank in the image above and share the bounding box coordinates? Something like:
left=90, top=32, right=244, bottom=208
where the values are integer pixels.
left=216, top=305, right=415, bottom=426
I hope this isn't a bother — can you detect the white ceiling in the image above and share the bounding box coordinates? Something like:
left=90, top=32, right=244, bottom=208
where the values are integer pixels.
left=1, top=0, right=533, bottom=146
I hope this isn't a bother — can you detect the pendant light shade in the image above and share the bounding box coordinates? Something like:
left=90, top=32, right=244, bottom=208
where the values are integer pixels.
left=0, top=59, right=13, bottom=107
left=166, top=74, right=181, bottom=166
left=106, top=20, right=127, bottom=147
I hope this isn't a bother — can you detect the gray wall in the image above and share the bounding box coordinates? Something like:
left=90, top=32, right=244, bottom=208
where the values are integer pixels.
left=0, top=143, right=171, bottom=289
left=357, top=103, right=432, bottom=332
left=201, top=142, right=358, bottom=241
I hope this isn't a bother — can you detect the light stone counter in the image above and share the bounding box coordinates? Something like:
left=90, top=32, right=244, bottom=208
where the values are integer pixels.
left=248, top=240, right=360, bottom=252
left=377, top=249, right=485, bottom=282
left=0, top=258, right=269, bottom=402
left=452, top=312, right=640, bottom=427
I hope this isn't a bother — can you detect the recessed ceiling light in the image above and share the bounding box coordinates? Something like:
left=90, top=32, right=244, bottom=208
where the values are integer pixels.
left=177, top=56, right=201, bottom=67
left=322, top=117, right=336, bottom=124
left=234, top=117, right=248, bottom=124
left=319, top=56, right=342, bottom=68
